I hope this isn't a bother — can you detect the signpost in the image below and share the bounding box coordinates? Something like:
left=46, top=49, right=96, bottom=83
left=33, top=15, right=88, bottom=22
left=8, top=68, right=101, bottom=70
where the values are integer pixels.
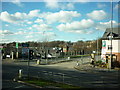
left=22, top=43, right=29, bottom=59
left=21, top=43, right=30, bottom=79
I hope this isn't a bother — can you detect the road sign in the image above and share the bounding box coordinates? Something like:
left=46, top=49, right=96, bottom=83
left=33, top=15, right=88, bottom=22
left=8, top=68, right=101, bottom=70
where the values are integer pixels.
left=16, top=43, right=18, bottom=48
left=22, top=48, right=29, bottom=58
left=22, top=43, right=29, bottom=47
left=102, top=41, right=106, bottom=48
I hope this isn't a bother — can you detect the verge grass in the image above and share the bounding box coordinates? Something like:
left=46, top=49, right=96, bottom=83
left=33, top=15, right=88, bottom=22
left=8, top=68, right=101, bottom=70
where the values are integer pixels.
left=21, top=77, right=82, bottom=89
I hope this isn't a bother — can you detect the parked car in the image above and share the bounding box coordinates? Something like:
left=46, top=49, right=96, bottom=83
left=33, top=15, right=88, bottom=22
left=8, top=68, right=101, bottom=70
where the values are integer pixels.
left=42, top=54, right=56, bottom=59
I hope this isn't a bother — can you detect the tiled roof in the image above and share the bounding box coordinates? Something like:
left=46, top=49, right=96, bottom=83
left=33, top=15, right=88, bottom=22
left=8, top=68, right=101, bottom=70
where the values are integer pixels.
left=102, top=27, right=120, bottom=39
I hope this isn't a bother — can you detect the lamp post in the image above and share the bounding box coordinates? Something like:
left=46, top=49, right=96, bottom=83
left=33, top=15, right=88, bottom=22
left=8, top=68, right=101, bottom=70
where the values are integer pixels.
left=109, top=0, right=113, bottom=69
left=42, top=31, right=48, bottom=64
left=96, top=28, right=100, bottom=61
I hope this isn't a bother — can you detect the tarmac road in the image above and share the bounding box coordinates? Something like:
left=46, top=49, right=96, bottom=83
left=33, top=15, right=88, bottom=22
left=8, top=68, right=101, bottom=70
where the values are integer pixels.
left=2, top=58, right=120, bottom=89
left=2, top=63, right=37, bottom=89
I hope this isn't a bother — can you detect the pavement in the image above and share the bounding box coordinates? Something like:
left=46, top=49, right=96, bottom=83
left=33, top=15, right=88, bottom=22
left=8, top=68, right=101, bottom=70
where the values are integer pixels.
left=74, top=63, right=119, bottom=73
left=32, top=55, right=119, bottom=72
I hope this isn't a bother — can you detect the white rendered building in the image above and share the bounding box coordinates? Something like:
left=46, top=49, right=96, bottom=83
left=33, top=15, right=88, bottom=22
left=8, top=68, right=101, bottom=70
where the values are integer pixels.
left=101, top=28, right=120, bottom=67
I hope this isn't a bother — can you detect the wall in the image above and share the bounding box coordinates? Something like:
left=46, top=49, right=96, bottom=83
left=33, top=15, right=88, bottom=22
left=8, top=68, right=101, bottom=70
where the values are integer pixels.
left=102, top=40, right=120, bottom=53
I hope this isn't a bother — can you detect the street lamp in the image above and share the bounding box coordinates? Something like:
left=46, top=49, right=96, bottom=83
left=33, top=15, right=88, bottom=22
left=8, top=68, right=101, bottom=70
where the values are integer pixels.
left=95, top=28, right=100, bottom=61
left=109, top=0, right=113, bottom=69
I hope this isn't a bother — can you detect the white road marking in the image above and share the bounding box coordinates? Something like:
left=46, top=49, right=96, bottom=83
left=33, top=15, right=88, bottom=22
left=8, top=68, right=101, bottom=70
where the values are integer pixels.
left=14, top=85, right=25, bottom=88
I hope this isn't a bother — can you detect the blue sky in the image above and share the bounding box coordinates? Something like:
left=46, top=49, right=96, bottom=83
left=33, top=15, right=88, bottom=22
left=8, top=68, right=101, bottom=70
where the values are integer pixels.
left=0, top=0, right=119, bottom=43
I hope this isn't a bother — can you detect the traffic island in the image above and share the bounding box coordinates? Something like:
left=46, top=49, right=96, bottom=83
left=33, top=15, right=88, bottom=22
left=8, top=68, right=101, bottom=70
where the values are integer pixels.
left=74, top=62, right=119, bottom=73
left=74, top=63, right=94, bottom=72
left=16, top=76, right=82, bottom=89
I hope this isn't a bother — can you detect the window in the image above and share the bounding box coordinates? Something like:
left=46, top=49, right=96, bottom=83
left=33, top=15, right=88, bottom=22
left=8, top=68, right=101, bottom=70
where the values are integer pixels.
left=108, top=45, right=112, bottom=50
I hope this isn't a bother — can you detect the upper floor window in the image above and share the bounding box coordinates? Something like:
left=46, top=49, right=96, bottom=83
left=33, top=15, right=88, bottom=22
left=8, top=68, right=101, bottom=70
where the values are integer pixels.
left=108, top=45, right=112, bottom=50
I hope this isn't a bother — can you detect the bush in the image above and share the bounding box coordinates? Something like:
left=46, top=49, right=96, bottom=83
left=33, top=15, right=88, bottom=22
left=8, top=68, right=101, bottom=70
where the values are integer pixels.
left=96, top=60, right=102, bottom=64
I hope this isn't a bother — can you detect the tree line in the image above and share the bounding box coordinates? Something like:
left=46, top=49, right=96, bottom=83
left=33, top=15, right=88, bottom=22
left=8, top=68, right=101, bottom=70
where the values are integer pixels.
left=1, top=38, right=102, bottom=55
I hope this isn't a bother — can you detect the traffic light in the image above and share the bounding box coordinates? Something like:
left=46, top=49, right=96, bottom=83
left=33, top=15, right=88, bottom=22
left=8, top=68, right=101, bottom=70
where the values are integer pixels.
left=29, top=50, right=34, bottom=60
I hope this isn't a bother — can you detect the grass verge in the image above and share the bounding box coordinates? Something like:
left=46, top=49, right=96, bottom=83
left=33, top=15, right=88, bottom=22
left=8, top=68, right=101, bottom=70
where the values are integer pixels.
left=19, top=76, right=82, bottom=89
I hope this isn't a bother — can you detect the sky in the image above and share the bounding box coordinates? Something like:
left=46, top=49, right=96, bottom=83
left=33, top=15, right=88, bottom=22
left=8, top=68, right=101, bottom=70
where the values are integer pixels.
left=0, top=0, right=119, bottom=43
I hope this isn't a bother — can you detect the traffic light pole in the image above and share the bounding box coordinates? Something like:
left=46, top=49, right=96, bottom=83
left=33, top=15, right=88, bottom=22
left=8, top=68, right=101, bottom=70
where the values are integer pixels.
left=27, top=49, right=34, bottom=79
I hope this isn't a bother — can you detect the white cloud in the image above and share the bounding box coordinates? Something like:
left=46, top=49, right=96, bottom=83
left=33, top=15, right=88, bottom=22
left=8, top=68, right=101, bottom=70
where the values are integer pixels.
left=86, top=30, right=94, bottom=34
left=28, top=9, right=40, bottom=17
left=28, top=27, right=32, bottom=30
left=0, top=30, right=14, bottom=35
left=44, top=32, right=56, bottom=37
left=95, top=20, right=118, bottom=31
left=0, top=10, right=40, bottom=23
left=68, top=29, right=94, bottom=34
left=57, top=19, right=95, bottom=34
left=66, top=3, right=75, bottom=10
left=11, top=0, right=23, bottom=7
left=44, top=0, right=59, bottom=9
left=34, top=18, right=44, bottom=23
left=0, top=39, right=10, bottom=43
left=87, top=10, right=107, bottom=20
left=41, top=10, right=81, bottom=23
left=44, top=0, right=75, bottom=10
left=27, top=21, right=32, bottom=24
left=14, top=12, right=28, bottom=19
left=60, top=3, right=75, bottom=10
left=32, top=24, right=53, bottom=31
left=97, top=3, right=106, bottom=8
left=5, top=24, right=9, bottom=27
left=77, top=0, right=90, bottom=2
left=0, top=10, right=79, bottom=25
left=15, top=31, right=26, bottom=35
left=39, top=31, right=57, bottom=41
left=0, top=11, right=20, bottom=23
left=0, top=29, right=56, bottom=43
left=68, top=30, right=86, bottom=34
left=25, top=35, right=33, bottom=39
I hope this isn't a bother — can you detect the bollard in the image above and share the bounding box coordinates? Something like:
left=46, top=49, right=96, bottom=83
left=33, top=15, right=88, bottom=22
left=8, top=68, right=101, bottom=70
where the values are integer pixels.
left=16, top=52, right=18, bottom=59
left=68, top=57, right=70, bottom=60
left=37, top=60, right=40, bottom=65
left=11, top=52, right=14, bottom=60
left=19, top=69, right=23, bottom=79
